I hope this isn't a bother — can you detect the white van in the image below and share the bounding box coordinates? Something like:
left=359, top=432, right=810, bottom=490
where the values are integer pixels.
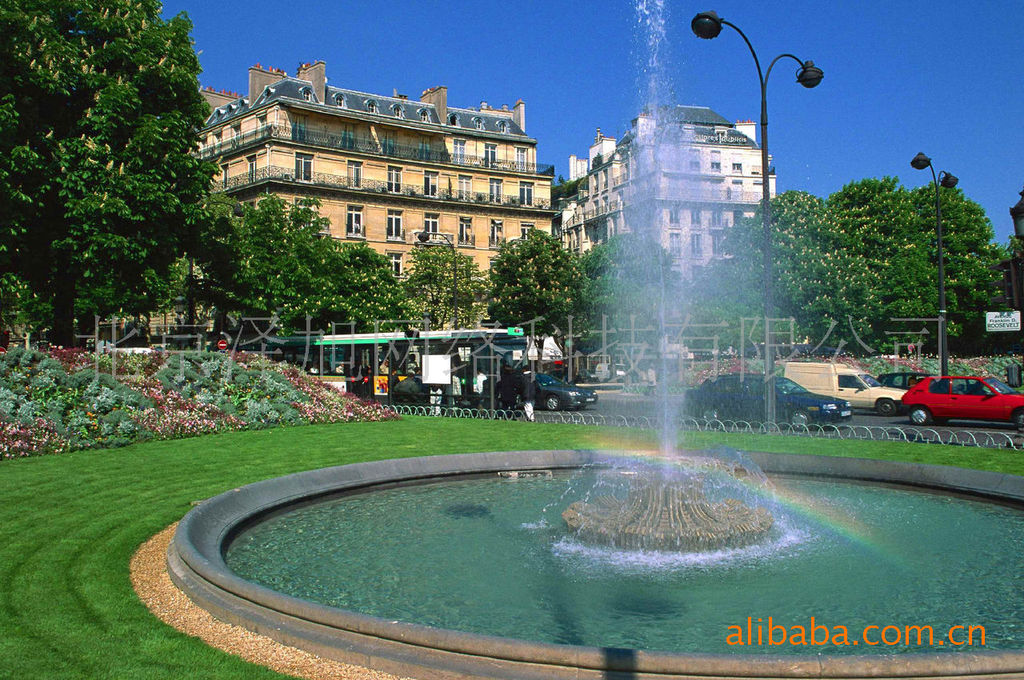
left=783, top=362, right=905, bottom=416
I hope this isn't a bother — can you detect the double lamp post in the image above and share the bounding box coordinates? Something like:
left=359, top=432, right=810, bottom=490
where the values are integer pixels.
left=691, top=10, right=822, bottom=423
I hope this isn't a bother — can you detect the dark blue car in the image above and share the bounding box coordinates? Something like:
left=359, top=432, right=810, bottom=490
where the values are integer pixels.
left=687, top=375, right=852, bottom=425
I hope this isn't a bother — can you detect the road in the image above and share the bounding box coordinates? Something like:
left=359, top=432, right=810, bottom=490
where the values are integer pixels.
left=536, top=389, right=1024, bottom=442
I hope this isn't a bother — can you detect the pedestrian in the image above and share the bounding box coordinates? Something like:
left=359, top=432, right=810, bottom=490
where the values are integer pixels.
left=521, top=367, right=536, bottom=421
left=497, top=364, right=521, bottom=411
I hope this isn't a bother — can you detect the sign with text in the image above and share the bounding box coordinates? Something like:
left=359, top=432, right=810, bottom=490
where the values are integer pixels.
left=986, top=311, right=1021, bottom=332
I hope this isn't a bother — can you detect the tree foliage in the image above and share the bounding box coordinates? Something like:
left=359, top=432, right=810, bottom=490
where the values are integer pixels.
left=489, top=230, right=586, bottom=337
left=403, top=245, right=488, bottom=328
left=0, top=0, right=213, bottom=345
left=692, top=178, right=1003, bottom=353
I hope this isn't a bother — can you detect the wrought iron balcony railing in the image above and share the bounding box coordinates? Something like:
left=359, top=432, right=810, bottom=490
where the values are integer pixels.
left=199, top=124, right=555, bottom=176
left=217, top=165, right=552, bottom=210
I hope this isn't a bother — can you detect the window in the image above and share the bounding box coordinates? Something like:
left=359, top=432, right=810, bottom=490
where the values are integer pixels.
left=669, top=206, right=680, bottom=224
left=712, top=231, right=725, bottom=255
left=515, top=147, right=527, bottom=171
left=519, top=182, right=533, bottom=206
left=346, top=206, right=363, bottom=237
left=670, top=232, right=682, bottom=256
left=334, top=93, right=346, bottom=108
left=489, top=219, right=503, bottom=246
left=689, top=159, right=700, bottom=171
left=732, top=162, right=743, bottom=173
left=292, top=115, right=307, bottom=142
left=448, top=113, right=459, bottom=126
left=417, top=139, right=431, bottom=160
left=387, top=166, right=402, bottom=192
left=221, top=163, right=229, bottom=188
left=387, top=210, right=403, bottom=240
left=389, top=253, right=403, bottom=277
left=473, top=117, right=483, bottom=130
left=231, top=124, right=241, bottom=138
left=340, top=125, right=355, bottom=149
left=489, top=178, right=503, bottom=202
left=345, top=161, right=362, bottom=188
left=453, top=139, right=466, bottom=164
left=838, top=375, right=862, bottom=389
left=424, top=171, right=438, bottom=197
left=247, top=155, right=257, bottom=183
left=710, top=161, right=722, bottom=172
left=459, top=217, right=473, bottom=245
left=366, top=100, right=378, bottom=113
left=423, top=213, right=439, bottom=235
left=928, top=378, right=950, bottom=394
left=457, top=175, right=472, bottom=199
left=690, top=233, right=702, bottom=257
left=421, top=109, right=430, bottom=122
left=520, top=222, right=533, bottom=239
left=497, top=121, right=507, bottom=133
left=257, top=114, right=267, bottom=129
left=302, top=88, right=312, bottom=102
left=380, top=134, right=395, bottom=156
left=690, top=209, right=702, bottom=226
left=212, top=131, right=222, bottom=145
left=711, top=210, right=723, bottom=227
left=295, top=153, right=313, bottom=181
left=484, top=143, right=497, bottom=167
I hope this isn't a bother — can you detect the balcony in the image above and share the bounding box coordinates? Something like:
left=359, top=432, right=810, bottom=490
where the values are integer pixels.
left=458, top=232, right=476, bottom=247
left=386, top=228, right=406, bottom=242
left=217, top=165, right=552, bottom=210
left=199, top=124, right=555, bottom=176
left=489, top=235, right=505, bottom=248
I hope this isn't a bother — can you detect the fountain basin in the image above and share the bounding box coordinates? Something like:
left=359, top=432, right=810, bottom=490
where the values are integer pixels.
left=168, top=450, right=1024, bottom=679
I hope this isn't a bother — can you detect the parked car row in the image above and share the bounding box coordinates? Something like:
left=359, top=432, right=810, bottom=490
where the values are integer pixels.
left=901, top=376, right=1024, bottom=429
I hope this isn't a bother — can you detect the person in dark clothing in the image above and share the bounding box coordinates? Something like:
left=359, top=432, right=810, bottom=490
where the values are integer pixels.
left=497, top=364, right=521, bottom=411
left=521, top=368, right=536, bottom=421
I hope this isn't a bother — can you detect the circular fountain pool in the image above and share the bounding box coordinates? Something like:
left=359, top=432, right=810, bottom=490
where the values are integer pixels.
left=168, top=450, right=1024, bottom=679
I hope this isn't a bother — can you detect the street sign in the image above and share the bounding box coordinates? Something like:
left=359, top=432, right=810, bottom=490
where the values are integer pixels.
left=507, top=327, right=524, bottom=336
left=216, top=338, right=229, bottom=350
left=986, top=311, right=1021, bottom=332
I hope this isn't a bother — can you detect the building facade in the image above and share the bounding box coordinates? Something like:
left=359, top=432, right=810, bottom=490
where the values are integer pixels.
left=198, top=61, right=555, bottom=275
left=556, top=107, right=775, bottom=278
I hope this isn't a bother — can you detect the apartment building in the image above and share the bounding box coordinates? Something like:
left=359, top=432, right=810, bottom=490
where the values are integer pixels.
left=198, top=61, right=555, bottom=275
left=557, top=106, right=774, bottom=278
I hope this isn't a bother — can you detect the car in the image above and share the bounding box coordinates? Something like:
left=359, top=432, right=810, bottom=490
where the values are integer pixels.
left=686, top=375, right=852, bottom=425
left=784, top=362, right=906, bottom=416
left=901, top=376, right=1024, bottom=428
left=876, top=371, right=932, bottom=390
left=534, top=373, right=598, bottom=410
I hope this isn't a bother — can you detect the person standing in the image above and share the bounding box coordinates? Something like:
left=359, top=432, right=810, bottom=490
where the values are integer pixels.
left=497, top=364, right=520, bottom=411
left=521, top=367, right=536, bottom=422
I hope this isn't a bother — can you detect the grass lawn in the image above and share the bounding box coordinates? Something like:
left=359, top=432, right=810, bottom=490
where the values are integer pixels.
left=2, top=417, right=1024, bottom=679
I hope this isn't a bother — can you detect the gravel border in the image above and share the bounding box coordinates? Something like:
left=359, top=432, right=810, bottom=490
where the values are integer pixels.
left=130, top=523, right=412, bottom=680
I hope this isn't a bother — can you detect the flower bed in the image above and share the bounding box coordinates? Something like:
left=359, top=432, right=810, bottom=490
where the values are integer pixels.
left=0, top=348, right=397, bottom=458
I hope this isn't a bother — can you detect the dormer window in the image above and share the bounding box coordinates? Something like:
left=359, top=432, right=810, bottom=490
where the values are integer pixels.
left=497, top=121, right=508, bottom=133
left=420, top=109, right=430, bottom=122
left=366, top=100, right=378, bottom=113
left=301, top=87, right=313, bottom=102
left=393, top=104, right=404, bottom=118
left=473, top=117, right=483, bottom=130
left=448, top=113, right=459, bottom=126
left=334, top=93, right=346, bottom=107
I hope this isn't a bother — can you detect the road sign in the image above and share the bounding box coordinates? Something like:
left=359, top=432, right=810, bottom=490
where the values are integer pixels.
left=0, top=346, right=6, bottom=354
left=507, top=327, right=524, bottom=336
left=216, top=338, right=229, bottom=350
left=986, top=311, right=1021, bottom=332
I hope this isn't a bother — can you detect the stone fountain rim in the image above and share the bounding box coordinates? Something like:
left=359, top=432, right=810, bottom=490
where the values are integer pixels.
left=167, top=449, right=1024, bottom=680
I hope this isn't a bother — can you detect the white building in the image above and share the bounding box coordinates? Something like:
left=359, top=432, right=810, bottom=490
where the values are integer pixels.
left=556, top=106, right=775, bottom=278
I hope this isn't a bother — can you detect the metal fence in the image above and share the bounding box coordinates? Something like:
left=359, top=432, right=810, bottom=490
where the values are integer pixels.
left=384, top=404, right=1024, bottom=450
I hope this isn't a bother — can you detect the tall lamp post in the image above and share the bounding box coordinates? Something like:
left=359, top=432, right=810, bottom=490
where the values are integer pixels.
left=1012, top=186, right=1024, bottom=238
left=417, top=230, right=458, bottom=329
left=691, top=10, right=823, bottom=423
left=910, top=152, right=958, bottom=376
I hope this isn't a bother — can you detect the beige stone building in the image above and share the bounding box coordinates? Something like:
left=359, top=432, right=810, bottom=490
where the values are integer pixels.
left=557, top=106, right=775, bottom=278
left=198, top=61, right=555, bottom=275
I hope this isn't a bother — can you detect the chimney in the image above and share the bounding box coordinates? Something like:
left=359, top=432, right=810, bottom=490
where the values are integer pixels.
left=480, top=101, right=489, bottom=110
left=512, top=99, right=525, bottom=132
left=296, top=60, right=326, bottom=103
left=248, top=63, right=286, bottom=103
left=735, top=119, right=757, bottom=144
left=420, top=86, right=447, bottom=123
left=200, top=86, right=236, bottom=112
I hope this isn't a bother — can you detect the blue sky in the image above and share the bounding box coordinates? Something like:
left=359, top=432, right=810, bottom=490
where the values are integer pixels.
left=161, top=0, right=1024, bottom=243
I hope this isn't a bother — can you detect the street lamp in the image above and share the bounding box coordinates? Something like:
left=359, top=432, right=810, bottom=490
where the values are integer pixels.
left=1011, top=186, right=1024, bottom=238
left=417, top=230, right=458, bottom=329
left=910, top=152, right=958, bottom=376
left=692, top=10, right=822, bottom=423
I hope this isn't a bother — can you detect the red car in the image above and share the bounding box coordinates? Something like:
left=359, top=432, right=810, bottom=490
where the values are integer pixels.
left=901, top=376, right=1024, bottom=428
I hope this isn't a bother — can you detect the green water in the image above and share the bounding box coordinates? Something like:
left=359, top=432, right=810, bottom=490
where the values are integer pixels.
left=226, top=470, right=1024, bottom=655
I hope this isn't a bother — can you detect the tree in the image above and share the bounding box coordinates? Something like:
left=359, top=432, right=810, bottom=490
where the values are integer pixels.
left=403, top=246, right=488, bottom=328
left=224, top=196, right=409, bottom=333
left=0, top=1, right=214, bottom=345
left=692, top=179, right=1003, bottom=353
left=489, top=230, right=586, bottom=338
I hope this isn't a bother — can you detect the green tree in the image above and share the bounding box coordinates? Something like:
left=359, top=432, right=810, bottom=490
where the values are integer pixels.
left=226, top=196, right=408, bottom=332
left=489, top=230, right=586, bottom=337
left=403, top=246, right=488, bottom=328
left=0, top=0, right=213, bottom=345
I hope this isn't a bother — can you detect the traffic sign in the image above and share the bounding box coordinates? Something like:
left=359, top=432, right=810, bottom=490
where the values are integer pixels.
left=986, top=311, right=1021, bottom=332
left=216, top=339, right=229, bottom=350
left=507, top=327, right=524, bottom=336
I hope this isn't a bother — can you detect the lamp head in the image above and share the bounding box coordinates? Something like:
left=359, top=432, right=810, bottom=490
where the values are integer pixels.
left=691, top=11, right=723, bottom=39
left=232, top=203, right=245, bottom=217
left=910, top=152, right=932, bottom=170
left=1011, top=186, right=1024, bottom=239
left=796, top=61, right=823, bottom=88
left=939, top=172, right=958, bottom=189
left=173, top=296, right=186, bottom=316
left=417, top=231, right=430, bottom=243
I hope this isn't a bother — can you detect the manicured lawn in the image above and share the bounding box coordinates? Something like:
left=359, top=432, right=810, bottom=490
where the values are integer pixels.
left=1, top=417, right=1023, bottom=679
